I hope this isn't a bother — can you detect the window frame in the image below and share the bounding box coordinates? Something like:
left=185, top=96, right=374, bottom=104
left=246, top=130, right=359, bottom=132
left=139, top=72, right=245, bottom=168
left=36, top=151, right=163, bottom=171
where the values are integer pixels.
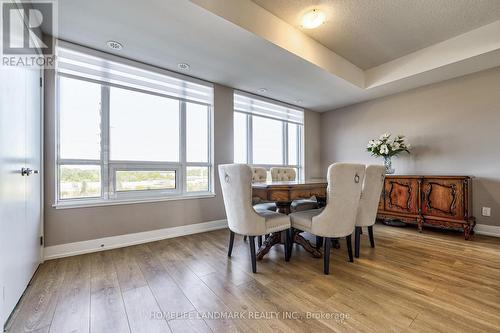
left=55, top=73, right=214, bottom=208
left=110, top=163, right=181, bottom=200
left=234, top=111, right=304, bottom=179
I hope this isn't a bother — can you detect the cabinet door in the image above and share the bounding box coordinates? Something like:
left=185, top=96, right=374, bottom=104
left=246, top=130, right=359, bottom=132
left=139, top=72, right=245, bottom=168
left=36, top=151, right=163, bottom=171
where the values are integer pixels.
left=384, top=178, right=419, bottom=214
left=422, top=179, right=464, bottom=219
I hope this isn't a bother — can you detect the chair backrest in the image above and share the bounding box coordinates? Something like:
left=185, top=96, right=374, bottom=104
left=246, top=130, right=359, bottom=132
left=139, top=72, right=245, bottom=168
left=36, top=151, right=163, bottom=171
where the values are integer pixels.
left=251, top=166, right=267, bottom=182
left=270, top=167, right=296, bottom=181
left=356, top=165, right=386, bottom=227
left=218, top=164, right=265, bottom=235
left=311, top=163, right=365, bottom=238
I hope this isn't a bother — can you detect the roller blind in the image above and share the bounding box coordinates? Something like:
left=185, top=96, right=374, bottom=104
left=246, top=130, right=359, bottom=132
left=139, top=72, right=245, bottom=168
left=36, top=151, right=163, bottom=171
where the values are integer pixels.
left=56, top=40, right=213, bottom=105
left=234, top=91, right=304, bottom=124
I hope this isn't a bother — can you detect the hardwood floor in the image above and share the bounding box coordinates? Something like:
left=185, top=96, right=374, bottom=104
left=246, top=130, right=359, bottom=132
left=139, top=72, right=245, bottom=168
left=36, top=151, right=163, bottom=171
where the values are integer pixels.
left=6, top=224, right=500, bottom=333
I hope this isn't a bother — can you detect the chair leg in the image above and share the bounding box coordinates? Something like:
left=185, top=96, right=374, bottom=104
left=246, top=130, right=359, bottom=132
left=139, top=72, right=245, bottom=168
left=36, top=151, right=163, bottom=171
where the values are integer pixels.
left=346, top=234, right=354, bottom=262
left=355, top=226, right=361, bottom=258
left=243, top=235, right=247, bottom=242
left=323, top=237, right=331, bottom=275
left=368, top=226, right=375, bottom=248
left=331, top=238, right=340, bottom=249
left=228, top=231, right=235, bottom=257
left=249, top=236, right=257, bottom=273
left=258, top=235, right=262, bottom=248
left=316, top=236, right=323, bottom=250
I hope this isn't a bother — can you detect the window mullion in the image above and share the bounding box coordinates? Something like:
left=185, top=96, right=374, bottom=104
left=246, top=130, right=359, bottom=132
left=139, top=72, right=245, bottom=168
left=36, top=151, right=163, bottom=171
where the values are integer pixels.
left=180, top=101, right=187, bottom=193
left=247, top=114, right=253, bottom=164
left=283, top=121, right=288, bottom=166
left=101, top=85, right=110, bottom=199
left=298, top=125, right=303, bottom=181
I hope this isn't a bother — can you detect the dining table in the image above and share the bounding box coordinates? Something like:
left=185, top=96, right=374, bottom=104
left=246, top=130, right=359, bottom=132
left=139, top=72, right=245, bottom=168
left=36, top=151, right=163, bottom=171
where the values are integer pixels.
left=252, top=179, right=328, bottom=260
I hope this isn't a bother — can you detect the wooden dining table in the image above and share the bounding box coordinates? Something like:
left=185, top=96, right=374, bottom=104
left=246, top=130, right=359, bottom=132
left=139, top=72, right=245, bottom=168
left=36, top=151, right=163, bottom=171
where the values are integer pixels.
left=252, top=179, right=328, bottom=259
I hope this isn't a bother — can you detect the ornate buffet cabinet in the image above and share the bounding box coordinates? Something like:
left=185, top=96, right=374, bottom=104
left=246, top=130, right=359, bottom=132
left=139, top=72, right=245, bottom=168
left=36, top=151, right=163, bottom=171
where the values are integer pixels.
left=377, top=176, right=475, bottom=240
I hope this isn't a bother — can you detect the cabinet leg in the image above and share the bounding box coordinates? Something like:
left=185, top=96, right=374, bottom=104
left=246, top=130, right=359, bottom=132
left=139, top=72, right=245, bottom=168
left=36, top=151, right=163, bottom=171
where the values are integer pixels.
left=417, top=218, right=423, bottom=233
left=464, top=224, right=472, bottom=240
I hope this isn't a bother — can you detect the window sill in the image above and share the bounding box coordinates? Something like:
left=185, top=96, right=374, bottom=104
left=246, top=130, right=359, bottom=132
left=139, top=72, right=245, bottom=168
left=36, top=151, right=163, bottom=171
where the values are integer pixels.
left=53, top=192, right=216, bottom=209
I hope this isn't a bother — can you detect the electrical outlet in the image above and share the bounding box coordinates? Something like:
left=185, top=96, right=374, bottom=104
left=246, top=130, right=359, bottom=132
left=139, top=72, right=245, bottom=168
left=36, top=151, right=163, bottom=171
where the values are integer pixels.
left=482, top=207, right=491, bottom=217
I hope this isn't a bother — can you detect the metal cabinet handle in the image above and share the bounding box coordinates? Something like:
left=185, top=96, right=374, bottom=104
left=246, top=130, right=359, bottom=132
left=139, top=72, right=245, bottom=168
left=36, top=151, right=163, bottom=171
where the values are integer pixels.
left=21, top=168, right=39, bottom=176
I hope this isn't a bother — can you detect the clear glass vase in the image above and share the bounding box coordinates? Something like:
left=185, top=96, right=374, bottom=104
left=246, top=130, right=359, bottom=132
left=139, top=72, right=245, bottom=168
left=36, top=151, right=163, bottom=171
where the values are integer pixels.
left=384, top=156, right=395, bottom=174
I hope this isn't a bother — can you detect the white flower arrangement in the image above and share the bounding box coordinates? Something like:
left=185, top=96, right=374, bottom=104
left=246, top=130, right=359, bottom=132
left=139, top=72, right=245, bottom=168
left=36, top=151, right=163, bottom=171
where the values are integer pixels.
left=367, top=133, right=411, bottom=157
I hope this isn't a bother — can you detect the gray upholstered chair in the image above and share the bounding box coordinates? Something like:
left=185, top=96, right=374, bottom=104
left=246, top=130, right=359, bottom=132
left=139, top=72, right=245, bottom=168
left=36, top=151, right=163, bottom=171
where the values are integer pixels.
left=289, top=163, right=365, bottom=274
left=270, top=167, right=319, bottom=212
left=355, top=165, right=385, bottom=258
left=218, top=164, right=292, bottom=273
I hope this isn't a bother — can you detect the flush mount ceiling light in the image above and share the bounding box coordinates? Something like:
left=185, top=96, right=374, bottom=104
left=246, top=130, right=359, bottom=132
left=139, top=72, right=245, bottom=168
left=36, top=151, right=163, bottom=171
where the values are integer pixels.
left=301, top=9, right=326, bottom=29
left=178, top=63, right=190, bottom=70
left=258, top=88, right=268, bottom=93
left=106, top=40, right=123, bottom=50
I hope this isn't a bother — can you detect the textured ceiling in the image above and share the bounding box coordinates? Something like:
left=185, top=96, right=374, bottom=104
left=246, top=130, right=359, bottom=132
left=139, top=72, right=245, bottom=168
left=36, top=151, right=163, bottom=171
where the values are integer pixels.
left=40, top=0, right=500, bottom=111
left=252, top=0, right=500, bottom=69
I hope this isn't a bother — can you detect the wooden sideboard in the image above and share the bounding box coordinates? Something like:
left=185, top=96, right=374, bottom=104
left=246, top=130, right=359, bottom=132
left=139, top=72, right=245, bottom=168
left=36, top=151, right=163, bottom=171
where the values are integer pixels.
left=377, top=175, right=475, bottom=240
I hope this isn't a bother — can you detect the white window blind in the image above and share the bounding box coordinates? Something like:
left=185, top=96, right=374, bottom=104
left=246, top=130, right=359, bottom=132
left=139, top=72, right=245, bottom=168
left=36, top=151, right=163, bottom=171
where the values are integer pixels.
left=56, top=40, right=213, bottom=105
left=234, top=91, right=304, bottom=124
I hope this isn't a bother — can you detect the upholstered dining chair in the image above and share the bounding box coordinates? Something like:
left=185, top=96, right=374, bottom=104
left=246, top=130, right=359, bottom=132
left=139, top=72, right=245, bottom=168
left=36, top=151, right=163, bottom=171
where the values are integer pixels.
left=218, top=164, right=292, bottom=273
left=251, top=166, right=267, bottom=182
left=251, top=166, right=277, bottom=214
left=270, top=167, right=319, bottom=212
left=354, top=165, right=385, bottom=258
left=289, top=163, right=366, bottom=274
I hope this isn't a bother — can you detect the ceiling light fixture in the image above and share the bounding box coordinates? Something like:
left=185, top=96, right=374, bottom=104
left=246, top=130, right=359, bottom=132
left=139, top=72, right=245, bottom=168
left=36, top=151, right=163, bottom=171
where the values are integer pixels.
left=296, top=99, right=303, bottom=104
left=301, top=9, right=326, bottom=29
left=178, top=63, right=190, bottom=70
left=258, top=88, right=267, bottom=93
left=106, top=40, right=123, bottom=50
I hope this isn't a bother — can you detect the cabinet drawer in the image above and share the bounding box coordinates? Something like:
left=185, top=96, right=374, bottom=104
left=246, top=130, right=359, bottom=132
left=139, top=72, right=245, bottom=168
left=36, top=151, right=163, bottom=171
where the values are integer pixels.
left=422, top=179, right=465, bottom=219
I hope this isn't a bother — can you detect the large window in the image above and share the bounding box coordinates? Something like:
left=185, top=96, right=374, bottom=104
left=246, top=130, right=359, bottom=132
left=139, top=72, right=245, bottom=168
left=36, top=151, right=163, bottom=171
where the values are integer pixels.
left=233, top=92, right=304, bottom=178
left=56, top=43, right=213, bottom=205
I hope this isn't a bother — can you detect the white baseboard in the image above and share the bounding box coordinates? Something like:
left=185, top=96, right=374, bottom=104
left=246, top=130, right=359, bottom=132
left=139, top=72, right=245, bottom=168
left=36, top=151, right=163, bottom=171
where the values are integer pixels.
left=44, top=219, right=228, bottom=260
left=475, top=224, right=500, bottom=237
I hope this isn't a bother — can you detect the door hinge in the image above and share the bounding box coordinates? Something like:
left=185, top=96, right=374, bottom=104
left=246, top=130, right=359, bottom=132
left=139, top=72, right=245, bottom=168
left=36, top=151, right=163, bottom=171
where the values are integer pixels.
left=39, top=77, right=43, bottom=87
left=40, top=236, right=44, bottom=246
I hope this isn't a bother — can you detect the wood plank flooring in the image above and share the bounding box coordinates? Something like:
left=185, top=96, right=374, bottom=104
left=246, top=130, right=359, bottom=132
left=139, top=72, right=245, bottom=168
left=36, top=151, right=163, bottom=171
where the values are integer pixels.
left=6, top=224, right=500, bottom=333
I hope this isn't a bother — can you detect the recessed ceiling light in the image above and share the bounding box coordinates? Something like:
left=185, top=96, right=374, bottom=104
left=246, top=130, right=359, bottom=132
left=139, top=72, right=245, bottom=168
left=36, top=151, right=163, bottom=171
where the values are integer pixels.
left=178, top=63, right=190, bottom=70
left=301, top=9, right=326, bottom=29
left=296, top=99, right=303, bottom=104
left=258, top=88, right=267, bottom=93
left=106, top=40, right=123, bottom=50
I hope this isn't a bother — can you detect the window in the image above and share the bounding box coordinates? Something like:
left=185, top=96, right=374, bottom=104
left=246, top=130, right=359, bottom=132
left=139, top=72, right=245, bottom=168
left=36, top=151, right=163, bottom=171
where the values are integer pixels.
left=109, top=87, right=180, bottom=162
left=55, top=43, right=213, bottom=206
left=233, top=92, right=304, bottom=178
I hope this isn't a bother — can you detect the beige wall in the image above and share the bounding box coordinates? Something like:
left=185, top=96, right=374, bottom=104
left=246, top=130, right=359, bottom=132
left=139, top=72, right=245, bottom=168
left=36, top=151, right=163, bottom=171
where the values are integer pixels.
left=44, top=69, right=321, bottom=246
left=320, top=67, right=500, bottom=227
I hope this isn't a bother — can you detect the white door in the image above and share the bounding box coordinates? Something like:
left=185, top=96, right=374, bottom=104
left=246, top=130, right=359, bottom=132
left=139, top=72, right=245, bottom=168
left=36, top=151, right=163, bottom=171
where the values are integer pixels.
left=0, top=64, right=43, bottom=327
